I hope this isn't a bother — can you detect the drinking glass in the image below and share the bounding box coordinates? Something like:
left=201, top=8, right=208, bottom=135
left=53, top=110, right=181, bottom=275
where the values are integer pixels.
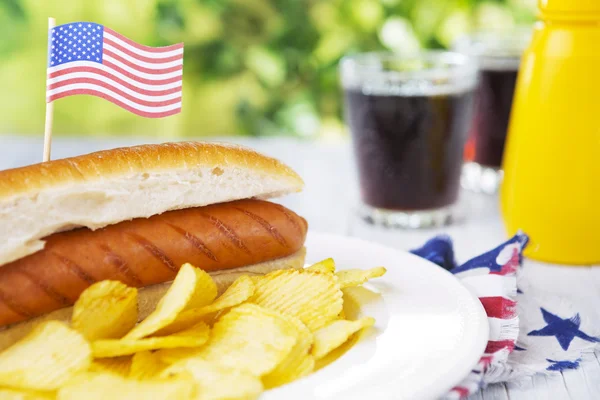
left=340, top=51, right=477, bottom=228
left=453, top=29, right=531, bottom=194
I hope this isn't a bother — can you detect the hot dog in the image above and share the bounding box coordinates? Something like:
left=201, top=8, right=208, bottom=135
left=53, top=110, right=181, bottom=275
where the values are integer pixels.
left=0, top=142, right=307, bottom=329
left=0, top=199, right=307, bottom=326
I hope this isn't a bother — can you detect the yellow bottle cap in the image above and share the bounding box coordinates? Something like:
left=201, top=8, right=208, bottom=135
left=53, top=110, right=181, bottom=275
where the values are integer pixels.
left=539, top=0, right=600, bottom=17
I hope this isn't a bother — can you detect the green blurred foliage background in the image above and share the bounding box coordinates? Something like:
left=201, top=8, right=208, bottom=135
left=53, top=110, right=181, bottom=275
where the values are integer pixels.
left=0, top=0, right=536, bottom=139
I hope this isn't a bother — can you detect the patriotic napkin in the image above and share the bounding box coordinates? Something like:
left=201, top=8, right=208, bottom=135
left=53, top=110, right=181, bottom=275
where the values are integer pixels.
left=411, top=233, right=527, bottom=398
left=412, top=233, right=600, bottom=398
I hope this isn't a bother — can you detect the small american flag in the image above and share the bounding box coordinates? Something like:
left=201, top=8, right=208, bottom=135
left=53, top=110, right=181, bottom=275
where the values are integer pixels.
left=46, top=22, right=183, bottom=118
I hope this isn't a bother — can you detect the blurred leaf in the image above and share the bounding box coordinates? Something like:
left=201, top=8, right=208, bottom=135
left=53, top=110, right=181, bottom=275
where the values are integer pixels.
left=182, top=2, right=222, bottom=45
left=436, top=9, right=471, bottom=48
left=156, top=1, right=185, bottom=37
left=309, top=2, right=341, bottom=33
left=221, top=0, right=282, bottom=45
left=379, top=17, right=421, bottom=54
left=313, top=28, right=355, bottom=64
left=350, top=0, right=384, bottom=32
left=246, top=46, right=286, bottom=87
left=1, top=0, right=25, bottom=18
left=0, top=0, right=27, bottom=55
left=276, top=94, right=321, bottom=138
left=474, top=2, right=515, bottom=31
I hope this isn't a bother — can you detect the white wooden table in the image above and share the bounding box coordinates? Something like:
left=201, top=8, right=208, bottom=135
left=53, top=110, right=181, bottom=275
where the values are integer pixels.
left=1, top=134, right=599, bottom=399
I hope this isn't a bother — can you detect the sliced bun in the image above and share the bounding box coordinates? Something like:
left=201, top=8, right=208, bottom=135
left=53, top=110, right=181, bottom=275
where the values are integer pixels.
left=0, top=248, right=306, bottom=351
left=0, top=141, right=304, bottom=266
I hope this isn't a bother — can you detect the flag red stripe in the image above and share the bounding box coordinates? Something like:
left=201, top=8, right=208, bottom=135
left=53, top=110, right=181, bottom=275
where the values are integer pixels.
left=103, top=38, right=183, bottom=63
left=485, top=340, right=515, bottom=354
left=48, top=83, right=181, bottom=107
left=48, top=90, right=181, bottom=118
left=103, top=49, right=183, bottom=74
left=48, top=65, right=182, bottom=86
left=102, top=60, right=181, bottom=81
left=104, top=28, right=183, bottom=53
left=479, top=297, right=517, bottom=319
left=48, top=77, right=181, bottom=96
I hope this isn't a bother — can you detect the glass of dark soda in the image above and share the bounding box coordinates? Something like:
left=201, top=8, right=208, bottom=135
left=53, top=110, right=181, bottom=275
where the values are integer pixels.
left=340, top=51, right=477, bottom=228
left=453, top=29, right=531, bottom=194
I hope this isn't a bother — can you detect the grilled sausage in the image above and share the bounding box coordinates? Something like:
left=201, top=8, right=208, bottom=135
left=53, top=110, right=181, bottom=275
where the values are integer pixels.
left=0, top=199, right=307, bottom=326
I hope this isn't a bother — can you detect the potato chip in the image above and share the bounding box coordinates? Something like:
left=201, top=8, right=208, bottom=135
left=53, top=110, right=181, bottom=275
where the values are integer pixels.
left=336, top=267, right=387, bottom=289
left=265, top=355, right=315, bottom=389
left=72, top=281, right=137, bottom=341
left=161, top=358, right=263, bottom=400
left=305, top=258, right=336, bottom=274
left=197, top=304, right=298, bottom=376
left=262, top=315, right=314, bottom=388
left=129, top=351, right=169, bottom=380
left=155, top=347, right=204, bottom=365
left=93, top=322, right=210, bottom=358
left=89, top=356, right=132, bottom=377
left=311, top=317, right=375, bottom=359
left=124, top=264, right=217, bottom=340
left=0, top=388, right=54, bottom=400
left=0, top=321, right=91, bottom=390
left=251, top=269, right=343, bottom=331
left=248, top=276, right=262, bottom=285
left=154, top=275, right=254, bottom=336
left=57, top=372, right=194, bottom=400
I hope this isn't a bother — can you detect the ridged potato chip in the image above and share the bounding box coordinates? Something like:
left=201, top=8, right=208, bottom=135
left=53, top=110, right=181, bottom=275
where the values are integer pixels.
left=0, top=388, right=54, bottom=400
left=251, top=269, right=343, bottom=331
left=57, top=372, right=194, bottom=400
left=155, top=275, right=255, bottom=336
left=124, top=264, right=217, bottom=340
left=129, top=351, right=169, bottom=380
left=262, top=315, right=314, bottom=389
left=311, top=317, right=375, bottom=359
left=89, top=356, right=132, bottom=377
left=305, top=258, right=336, bottom=274
left=265, top=355, right=315, bottom=389
left=155, top=347, right=204, bottom=365
left=197, top=304, right=298, bottom=376
left=0, top=321, right=91, bottom=390
left=161, top=359, right=263, bottom=400
left=93, top=322, right=210, bottom=358
left=336, top=267, right=387, bottom=289
left=72, top=281, right=137, bottom=341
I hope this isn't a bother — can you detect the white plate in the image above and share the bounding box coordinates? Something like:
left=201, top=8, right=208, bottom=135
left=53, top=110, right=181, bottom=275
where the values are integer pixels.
left=263, top=232, right=488, bottom=400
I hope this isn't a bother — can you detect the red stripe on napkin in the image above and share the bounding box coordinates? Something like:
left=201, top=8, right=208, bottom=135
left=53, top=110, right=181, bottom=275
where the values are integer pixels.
left=480, top=297, right=517, bottom=319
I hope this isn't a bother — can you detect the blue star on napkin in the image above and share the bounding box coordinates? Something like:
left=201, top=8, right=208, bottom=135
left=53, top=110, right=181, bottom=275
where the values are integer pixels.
left=528, top=308, right=600, bottom=350
left=546, top=358, right=581, bottom=372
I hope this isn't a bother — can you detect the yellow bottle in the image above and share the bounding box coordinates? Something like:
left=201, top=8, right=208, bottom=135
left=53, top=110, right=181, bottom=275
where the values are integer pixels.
left=501, top=0, right=600, bottom=265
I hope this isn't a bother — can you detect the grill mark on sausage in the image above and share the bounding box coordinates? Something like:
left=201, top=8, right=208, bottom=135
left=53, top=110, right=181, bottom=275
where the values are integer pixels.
left=51, top=252, right=97, bottom=284
left=233, top=207, right=288, bottom=247
left=0, top=288, right=32, bottom=318
left=126, top=232, right=178, bottom=273
left=166, top=223, right=218, bottom=262
left=17, top=269, right=72, bottom=305
left=98, top=244, right=143, bottom=286
left=270, top=203, right=305, bottom=235
left=199, top=213, right=252, bottom=255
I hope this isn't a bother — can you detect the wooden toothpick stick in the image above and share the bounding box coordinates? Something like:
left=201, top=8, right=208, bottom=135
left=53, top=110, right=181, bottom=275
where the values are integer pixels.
left=43, top=17, right=56, bottom=162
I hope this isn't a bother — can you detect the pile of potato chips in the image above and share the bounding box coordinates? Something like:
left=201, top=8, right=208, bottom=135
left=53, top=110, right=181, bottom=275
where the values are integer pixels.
left=0, top=259, right=386, bottom=400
